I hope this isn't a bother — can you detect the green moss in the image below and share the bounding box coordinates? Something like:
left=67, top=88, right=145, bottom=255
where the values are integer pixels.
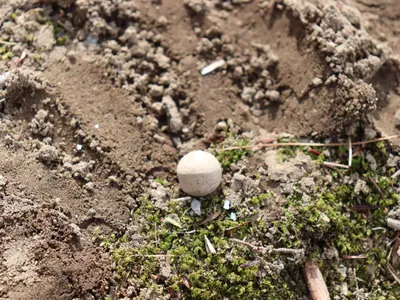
left=213, top=134, right=250, bottom=170
left=10, top=12, right=17, bottom=22
left=95, top=135, right=400, bottom=299
left=272, top=138, right=399, bottom=298
left=94, top=191, right=305, bottom=299
left=56, top=35, right=69, bottom=46
left=32, top=53, right=40, bottom=63
left=155, top=178, right=169, bottom=187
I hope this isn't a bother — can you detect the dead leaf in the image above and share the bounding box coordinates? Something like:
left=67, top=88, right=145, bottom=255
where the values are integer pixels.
left=182, top=276, right=191, bottom=289
left=304, top=260, right=330, bottom=300
left=164, top=217, right=182, bottom=228
left=204, top=235, right=216, bottom=254
left=200, top=211, right=221, bottom=225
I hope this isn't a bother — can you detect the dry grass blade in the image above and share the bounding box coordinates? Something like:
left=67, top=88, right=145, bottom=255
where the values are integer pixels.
left=200, top=211, right=221, bottom=225
left=348, top=137, right=352, bottom=167
left=182, top=276, right=191, bottom=289
left=217, top=135, right=398, bottom=151
left=341, top=255, right=367, bottom=260
left=369, top=177, right=385, bottom=200
left=392, top=234, right=400, bottom=268
left=304, top=260, right=331, bottom=300
left=322, top=161, right=349, bottom=169
left=0, top=40, right=17, bottom=46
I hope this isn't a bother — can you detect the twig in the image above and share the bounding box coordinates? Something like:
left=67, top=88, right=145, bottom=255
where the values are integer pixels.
left=230, top=238, right=304, bottom=256
left=0, top=40, right=17, bottom=46
left=132, top=254, right=176, bottom=257
left=369, top=177, right=385, bottom=199
left=322, top=161, right=349, bottom=169
left=225, top=221, right=249, bottom=231
left=341, top=255, right=367, bottom=260
left=304, top=260, right=330, bottom=300
left=217, top=135, right=398, bottom=151
left=322, top=163, right=344, bottom=179
left=171, top=196, right=192, bottom=201
left=391, top=169, right=400, bottom=179
left=386, top=247, right=400, bottom=284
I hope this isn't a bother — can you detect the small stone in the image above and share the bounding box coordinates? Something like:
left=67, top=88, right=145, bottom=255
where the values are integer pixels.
left=162, top=95, right=183, bottom=133
left=154, top=134, right=166, bottom=143
left=387, top=218, right=400, bottom=231
left=87, top=208, right=96, bottom=218
left=217, top=121, right=227, bottom=131
left=177, top=150, right=222, bottom=197
left=241, top=87, right=256, bottom=103
left=38, top=145, right=59, bottom=163
left=149, top=84, right=165, bottom=98
left=151, top=102, right=164, bottom=116
left=158, top=16, right=168, bottom=26
left=266, top=90, right=280, bottom=102
left=84, top=182, right=95, bottom=192
left=395, top=109, right=400, bottom=128
left=0, top=175, right=7, bottom=188
left=312, top=77, right=323, bottom=87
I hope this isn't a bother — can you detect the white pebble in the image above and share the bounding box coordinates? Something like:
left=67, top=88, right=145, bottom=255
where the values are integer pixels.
left=177, top=150, right=222, bottom=197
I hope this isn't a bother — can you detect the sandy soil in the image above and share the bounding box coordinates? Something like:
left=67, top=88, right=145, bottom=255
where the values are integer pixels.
left=1, top=0, right=400, bottom=299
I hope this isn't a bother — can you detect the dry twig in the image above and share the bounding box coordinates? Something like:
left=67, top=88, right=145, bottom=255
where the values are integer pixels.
left=230, top=238, right=305, bottom=256
left=217, top=135, right=398, bottom=151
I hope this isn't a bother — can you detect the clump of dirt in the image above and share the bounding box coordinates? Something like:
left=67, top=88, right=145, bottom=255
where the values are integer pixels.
left=1, top=0, right=400, bottom=299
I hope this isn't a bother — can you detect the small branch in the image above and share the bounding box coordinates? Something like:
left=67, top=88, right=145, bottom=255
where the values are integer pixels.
left=230, top=238, right=304, bottom=256
left=217, top=135, right=398, bottom=151
left=369, top=177, right=385, bottom=199
left=391, top=169, right=400, bottom=179
left=322, top=161, right=349, bottom=169
left=132, top=254, right=175, bottom=257
left=341, top=255, right=367, bottom=260
left=322, top=163, right=344, bottom=179
left=0, top=40, right=17, bottom=46
left=304, top=260, right=330, bottom=300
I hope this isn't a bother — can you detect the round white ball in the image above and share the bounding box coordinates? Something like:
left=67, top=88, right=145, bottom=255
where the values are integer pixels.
left=177, top=150, right=222, bottom=197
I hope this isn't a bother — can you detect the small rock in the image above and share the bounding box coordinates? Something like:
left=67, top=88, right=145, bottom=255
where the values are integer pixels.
left=217, top=121, right=227, bottom=131
left=395, top=109, right=400, bottom=128
left=162, top=95, right=183, bottom=133
left=266, top=90, right=280, bottom=102
left=0, top=175, right=7, bottom=188
left=241, top=87, right=256, bottom=103
left=149, top=84, right=165, bottom=98
left=312, top=77, right=323, bottom=87
left=387, top=218, right=400, bottom=231
left=38, top=145, right=59, bottom=163
left=151, top=102, right=164, bottom=116
left=154, top=134, right=166, bottom=143
left=84, top=182, right=95, bottom=192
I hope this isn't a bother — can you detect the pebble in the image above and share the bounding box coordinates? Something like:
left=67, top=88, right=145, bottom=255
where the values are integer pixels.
left=162, top=95, right=183, bottom=133
left=266, top=90, right=280, bottom=102
left=177, top=150, right=222, bottom=197
left=395, top=109, right=400, bottom=128
left=387, top=218, right=400, bottom=231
